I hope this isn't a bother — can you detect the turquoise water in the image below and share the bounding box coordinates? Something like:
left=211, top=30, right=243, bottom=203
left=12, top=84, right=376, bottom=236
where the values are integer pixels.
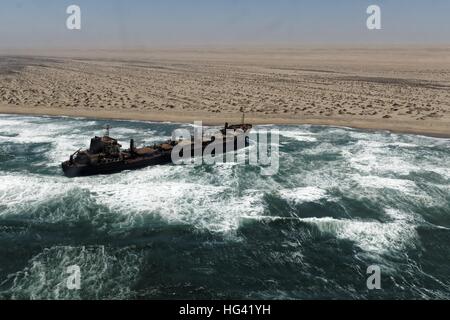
left=0, top=114, right=449, bottom=299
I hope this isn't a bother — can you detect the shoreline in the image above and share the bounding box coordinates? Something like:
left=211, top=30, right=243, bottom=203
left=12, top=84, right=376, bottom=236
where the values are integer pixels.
left=1, top=105, right=449, bottom=138
left=1, top=49, right=449, bottom=140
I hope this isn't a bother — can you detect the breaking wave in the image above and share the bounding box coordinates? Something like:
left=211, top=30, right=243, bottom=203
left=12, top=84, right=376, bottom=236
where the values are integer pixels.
left=0, top=114, right=449, bottom=299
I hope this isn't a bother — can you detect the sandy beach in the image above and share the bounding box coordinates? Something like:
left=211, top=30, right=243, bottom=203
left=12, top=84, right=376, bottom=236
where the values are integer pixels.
left=1, top=47, right=449, bottom=137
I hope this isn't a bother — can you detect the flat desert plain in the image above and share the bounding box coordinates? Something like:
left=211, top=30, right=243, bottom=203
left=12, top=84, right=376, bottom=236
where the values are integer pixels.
left=0, top=47, right=449, bottom=136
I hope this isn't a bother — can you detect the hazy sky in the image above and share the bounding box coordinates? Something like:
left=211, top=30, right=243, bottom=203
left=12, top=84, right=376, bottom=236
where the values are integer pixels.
left=0, top=0, right=449, bottom=49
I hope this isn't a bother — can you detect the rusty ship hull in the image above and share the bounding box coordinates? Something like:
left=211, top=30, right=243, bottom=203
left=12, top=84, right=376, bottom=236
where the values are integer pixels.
left=62, top=151, right=173, bottom=177
left=61, top=124, right=252, bottom=177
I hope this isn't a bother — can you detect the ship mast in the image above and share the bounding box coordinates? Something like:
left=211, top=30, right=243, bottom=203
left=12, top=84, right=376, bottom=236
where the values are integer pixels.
left=104, top=124, right=111, bottom=137
left=240, top=107, right=245, bottom=124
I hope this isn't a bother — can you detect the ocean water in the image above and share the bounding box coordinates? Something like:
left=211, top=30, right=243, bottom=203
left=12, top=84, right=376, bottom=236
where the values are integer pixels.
left=0, top=114, right=449, bottom=300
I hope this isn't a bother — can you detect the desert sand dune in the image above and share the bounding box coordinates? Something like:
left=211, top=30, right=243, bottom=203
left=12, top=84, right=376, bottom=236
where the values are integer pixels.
left=0, top=47, right=449, bottom=136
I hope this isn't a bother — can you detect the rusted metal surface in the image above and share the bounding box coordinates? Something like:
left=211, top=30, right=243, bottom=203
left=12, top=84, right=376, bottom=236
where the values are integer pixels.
left=61, top=123, right=252, bottom=177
